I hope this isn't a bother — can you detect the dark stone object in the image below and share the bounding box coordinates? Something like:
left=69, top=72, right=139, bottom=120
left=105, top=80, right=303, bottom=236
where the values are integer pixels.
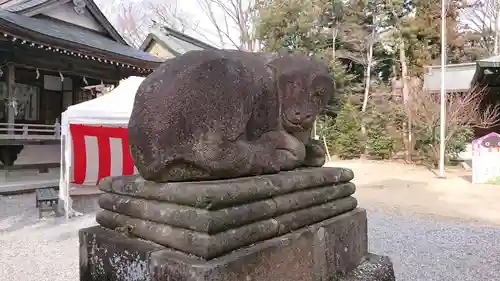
left=128, top=49, right=334, bottom=182
left=0, top=145, right=24, bottom=166
left=80, top=209, right=395, bottom=281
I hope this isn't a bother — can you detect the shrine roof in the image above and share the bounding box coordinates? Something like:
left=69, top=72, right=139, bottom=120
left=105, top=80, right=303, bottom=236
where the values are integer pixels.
left=140, top=25, right=218, bottom=56
left=0, top=9, right=162, bottom=70
left=1, top=0, right=50, bottom=12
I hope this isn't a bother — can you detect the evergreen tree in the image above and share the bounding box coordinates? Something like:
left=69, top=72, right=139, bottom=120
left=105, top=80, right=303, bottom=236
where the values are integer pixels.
left=253, top=0, right=490, bottom=163
left=332, top=101, right=363, bottom=159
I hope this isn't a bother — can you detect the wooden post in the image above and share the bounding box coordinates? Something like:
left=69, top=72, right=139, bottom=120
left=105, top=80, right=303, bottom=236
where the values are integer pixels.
left=6, top=64, right=15, bottom=134
left=54, top=118, right=61, bottom=138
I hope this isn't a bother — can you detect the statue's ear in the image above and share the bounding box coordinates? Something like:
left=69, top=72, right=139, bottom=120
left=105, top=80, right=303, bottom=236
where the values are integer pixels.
left=266, top=64, right=292, bottom=92
left=311, top=74, right=334, bottom=99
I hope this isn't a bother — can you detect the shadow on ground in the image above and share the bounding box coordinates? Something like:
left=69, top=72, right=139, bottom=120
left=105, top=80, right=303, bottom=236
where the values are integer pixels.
left=460, top=175, right=473, bottom=183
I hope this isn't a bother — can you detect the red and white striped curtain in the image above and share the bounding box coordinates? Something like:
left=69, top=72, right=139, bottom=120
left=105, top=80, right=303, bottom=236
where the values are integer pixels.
left=69, top=124, right=135, bottom=185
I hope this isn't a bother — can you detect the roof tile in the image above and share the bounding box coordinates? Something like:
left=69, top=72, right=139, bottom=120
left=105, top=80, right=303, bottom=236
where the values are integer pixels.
left=0, top=9, right=162, bottom=63
left=0, top=0, right=50, bottom=12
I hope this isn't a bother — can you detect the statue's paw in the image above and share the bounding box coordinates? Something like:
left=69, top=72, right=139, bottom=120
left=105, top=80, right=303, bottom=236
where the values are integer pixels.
left=303, top=154, right=326, bottom=167
left=303, top=143, right=326, bottom=167
left=262, top=131, right=306, bottom=162
left=276, top=149, right=301, bottom=171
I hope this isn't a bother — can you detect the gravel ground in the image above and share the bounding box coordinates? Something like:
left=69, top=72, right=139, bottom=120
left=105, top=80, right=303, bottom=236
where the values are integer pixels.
left=1, top=193, right=499, bottom=281
left=368, top=212, right=500, bottom=281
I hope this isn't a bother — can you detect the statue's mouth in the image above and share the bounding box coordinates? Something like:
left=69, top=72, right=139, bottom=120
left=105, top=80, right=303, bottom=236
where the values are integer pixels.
left=282, top=116, right=304, bottom=132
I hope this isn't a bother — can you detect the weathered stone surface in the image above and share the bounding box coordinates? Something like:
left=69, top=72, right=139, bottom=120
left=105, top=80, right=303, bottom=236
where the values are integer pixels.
left=97, top=182, right=355, bottom=233
left=320, top=209, right=369, bottom=275
left=339, top=254, right=396, bottom=281
left=273, top=182, right=355, bottom=215
left=96, top=197, right=357, bottom=259
left=150, top=229, right=317, bottom=281
left=80, top=209, right=395, bottom=281
left=98, top=193, right=276, bottom=234
left=96, top=209, right=279, bottom=260
left=275, top=197, right=358, bottom=235
left=79, top=226, right=165, bottom=281
left=99, top=167, right=354, bottom=210
left=128, top=49, right=334, bottom=182
left=86, top=168, right=396, bottom=280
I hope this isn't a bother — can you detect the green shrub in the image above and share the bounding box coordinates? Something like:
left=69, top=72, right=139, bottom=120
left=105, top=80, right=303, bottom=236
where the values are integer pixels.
left=332, top=101, right=363, bottom=159
left=366, top=109, right=395, bottom=159
left=413, top=125, right=473, bottom=167
left=446, top=127, right=473, bottom=160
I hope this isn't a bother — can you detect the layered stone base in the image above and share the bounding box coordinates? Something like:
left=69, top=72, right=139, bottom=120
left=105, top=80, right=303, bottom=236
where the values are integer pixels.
left=80, top=209, right=394, bottom=281
left=80, top=167, right=395, bottom=281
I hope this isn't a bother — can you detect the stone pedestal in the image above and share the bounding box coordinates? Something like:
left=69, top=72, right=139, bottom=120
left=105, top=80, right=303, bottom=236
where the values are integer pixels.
left=80, top=167, right=395, bottom=281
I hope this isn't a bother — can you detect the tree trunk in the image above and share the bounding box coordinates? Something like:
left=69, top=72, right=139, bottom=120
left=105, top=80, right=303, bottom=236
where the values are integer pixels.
left=360, top=29, right=375, bottom=156
left=495, top=8, right=500, bottom=55
left=332, top=26, right=337, bottom=60
left=399, top=39, right=412, bottom=162
left=361, top=30, right=374, bottom=118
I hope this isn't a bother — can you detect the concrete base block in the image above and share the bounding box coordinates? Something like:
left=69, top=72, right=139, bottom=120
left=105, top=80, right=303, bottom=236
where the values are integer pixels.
left=80, top=168, right=395, bottom=281
left=80, top=209, right=395, bottom=281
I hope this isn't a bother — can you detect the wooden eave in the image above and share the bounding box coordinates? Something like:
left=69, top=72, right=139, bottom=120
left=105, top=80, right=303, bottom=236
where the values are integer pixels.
left=7, top=0, right=128, bottom=45
left=0, top=16, right=162, bottom=71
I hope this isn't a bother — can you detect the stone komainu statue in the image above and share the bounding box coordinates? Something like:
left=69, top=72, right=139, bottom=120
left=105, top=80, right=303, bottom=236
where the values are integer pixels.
left=128, top=50, right=333, bottom=182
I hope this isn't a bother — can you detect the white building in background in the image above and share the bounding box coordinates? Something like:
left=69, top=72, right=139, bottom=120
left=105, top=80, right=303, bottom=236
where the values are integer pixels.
left=423, top=63, right=477, bottom=93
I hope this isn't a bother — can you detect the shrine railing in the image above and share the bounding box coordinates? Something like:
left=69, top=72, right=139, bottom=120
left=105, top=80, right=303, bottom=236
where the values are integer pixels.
left=0, top=122, right=61, bottom=140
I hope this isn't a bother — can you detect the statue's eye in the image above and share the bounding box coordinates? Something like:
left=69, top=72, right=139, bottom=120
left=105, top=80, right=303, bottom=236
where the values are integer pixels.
left=315, top=88, right=326, bottom=96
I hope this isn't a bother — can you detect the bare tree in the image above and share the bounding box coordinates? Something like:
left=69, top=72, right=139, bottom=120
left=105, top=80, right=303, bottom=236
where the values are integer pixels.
left=461, top=0, right=500, bottom=55
left=114, top=1, right=150, bottom=47
left=196, top=0, right=260, bottom=51
left=404, top=85, right=500, bottom=165
left=96, top=0, right=199, bottom=48
left=147, top=1, right=192, bottom=33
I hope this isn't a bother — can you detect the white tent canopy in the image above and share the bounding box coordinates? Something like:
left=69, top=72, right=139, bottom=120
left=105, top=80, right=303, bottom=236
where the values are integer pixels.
left=63, top=76, right=145, bottom=126
left=59, top=76, right=145, bottom=218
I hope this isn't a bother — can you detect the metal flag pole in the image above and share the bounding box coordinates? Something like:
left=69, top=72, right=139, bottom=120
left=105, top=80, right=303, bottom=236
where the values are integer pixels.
left=438, top=0, right=447, bottom=178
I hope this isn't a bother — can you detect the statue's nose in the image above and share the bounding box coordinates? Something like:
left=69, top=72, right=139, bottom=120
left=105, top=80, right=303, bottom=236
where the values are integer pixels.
left=293, top=111, right=314, bottom=125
